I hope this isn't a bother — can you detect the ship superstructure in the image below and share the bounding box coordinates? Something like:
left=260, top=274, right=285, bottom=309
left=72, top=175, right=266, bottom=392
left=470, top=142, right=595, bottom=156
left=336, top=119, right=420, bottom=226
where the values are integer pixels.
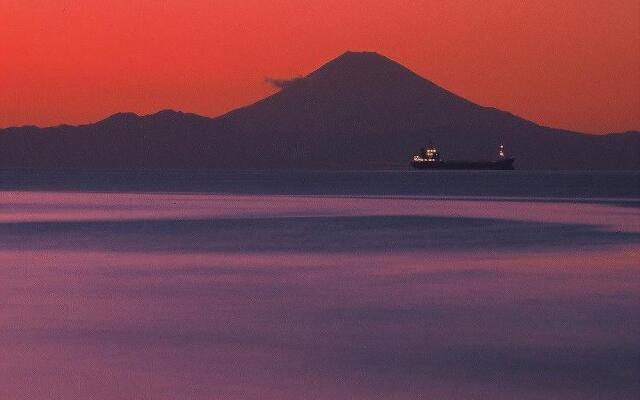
left=411, top=143, right=515, bottom=170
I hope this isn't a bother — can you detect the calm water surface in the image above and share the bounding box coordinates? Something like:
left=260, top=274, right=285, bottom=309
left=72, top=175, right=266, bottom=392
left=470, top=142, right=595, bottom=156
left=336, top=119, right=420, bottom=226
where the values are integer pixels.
left=1, top=171, right=639, bottom=399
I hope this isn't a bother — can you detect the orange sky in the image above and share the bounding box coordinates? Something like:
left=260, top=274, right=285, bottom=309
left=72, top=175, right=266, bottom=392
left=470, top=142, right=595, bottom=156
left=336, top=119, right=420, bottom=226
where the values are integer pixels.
left=1, top=0, right=639, bottom=133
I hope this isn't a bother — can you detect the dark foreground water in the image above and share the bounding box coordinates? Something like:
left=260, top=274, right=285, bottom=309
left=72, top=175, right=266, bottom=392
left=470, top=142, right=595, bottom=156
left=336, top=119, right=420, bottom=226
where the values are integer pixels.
left=1, top=171, right=639, bottom=399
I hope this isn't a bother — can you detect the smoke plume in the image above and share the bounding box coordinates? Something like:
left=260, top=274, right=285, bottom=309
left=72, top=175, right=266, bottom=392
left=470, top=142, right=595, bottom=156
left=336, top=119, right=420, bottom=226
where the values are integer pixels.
left=265, top=76, right=304, bottom=90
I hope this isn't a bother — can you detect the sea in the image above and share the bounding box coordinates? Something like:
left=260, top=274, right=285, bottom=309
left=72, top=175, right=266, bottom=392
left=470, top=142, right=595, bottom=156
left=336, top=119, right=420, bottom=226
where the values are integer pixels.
left=1, top=170, right=639, bottom=400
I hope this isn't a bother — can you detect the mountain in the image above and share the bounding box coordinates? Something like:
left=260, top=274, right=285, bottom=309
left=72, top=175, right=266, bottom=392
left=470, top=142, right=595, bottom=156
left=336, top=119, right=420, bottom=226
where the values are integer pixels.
left=1, top=51, right=638, bottom=169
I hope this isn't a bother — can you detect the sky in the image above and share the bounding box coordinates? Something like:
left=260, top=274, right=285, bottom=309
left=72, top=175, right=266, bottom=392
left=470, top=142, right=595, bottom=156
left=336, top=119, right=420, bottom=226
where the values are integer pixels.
left=1, top=0, right=639, bottom=133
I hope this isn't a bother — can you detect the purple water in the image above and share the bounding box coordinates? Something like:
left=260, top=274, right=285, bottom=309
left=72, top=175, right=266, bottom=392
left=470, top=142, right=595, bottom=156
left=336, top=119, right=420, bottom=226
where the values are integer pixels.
left=1, top=172, right=639, bottom=399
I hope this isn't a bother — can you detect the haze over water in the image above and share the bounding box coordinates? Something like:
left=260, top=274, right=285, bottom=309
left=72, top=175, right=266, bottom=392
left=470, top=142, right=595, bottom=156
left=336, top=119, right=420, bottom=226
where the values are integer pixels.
left=1, top=171, right=639, bottom=399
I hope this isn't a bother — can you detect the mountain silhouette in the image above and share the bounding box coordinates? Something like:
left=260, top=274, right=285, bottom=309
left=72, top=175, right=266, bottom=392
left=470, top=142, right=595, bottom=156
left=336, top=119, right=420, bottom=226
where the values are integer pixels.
left=1, top=51, right=638, bottom=169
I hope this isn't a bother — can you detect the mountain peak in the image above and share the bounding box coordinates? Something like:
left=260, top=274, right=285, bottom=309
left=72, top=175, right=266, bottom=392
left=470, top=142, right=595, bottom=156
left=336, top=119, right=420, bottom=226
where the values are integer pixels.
left=98, top=112, right=140, bottom=125
left=298, top=50, right=441, bottom=94
left=336, top=50, right=386, bottom=60
left=145, top=109, right=212, bottom=123
left=316, top=50, right=404, bottom=74
left=258, top=50, right=475, bottom=120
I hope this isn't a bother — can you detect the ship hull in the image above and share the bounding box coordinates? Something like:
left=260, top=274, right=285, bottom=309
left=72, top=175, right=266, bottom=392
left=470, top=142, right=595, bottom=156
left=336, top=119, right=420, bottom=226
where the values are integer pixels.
left=411, top=158, right=515, bottom=170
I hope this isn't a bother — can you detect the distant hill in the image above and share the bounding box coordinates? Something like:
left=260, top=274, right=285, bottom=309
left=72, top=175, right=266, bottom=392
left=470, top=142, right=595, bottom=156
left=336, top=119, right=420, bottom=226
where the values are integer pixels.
left=1, top=51, right=638, bottom=169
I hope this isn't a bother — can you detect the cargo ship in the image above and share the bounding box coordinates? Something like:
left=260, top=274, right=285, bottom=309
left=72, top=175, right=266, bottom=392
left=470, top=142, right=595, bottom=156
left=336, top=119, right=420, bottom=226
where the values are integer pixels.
left=411, top=144, right=515, bottom=170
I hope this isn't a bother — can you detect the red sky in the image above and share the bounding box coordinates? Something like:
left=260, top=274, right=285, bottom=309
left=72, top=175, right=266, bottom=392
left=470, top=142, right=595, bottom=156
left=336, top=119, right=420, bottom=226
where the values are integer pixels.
left=1, top=0, right=639, bottom=133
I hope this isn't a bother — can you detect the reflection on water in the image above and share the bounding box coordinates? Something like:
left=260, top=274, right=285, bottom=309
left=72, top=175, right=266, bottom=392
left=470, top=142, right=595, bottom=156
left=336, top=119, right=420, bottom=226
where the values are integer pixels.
left=1, top=190, right=639, bottom=399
